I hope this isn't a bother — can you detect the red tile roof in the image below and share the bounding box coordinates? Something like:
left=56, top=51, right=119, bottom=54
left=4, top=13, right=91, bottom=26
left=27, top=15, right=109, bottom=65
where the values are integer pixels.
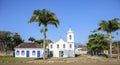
left=15, top=42, right=43, bottom=48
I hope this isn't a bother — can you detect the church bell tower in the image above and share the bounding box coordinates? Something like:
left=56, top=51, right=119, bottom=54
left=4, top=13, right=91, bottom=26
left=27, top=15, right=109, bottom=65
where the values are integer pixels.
left=67, top=28, right=74, bottom=43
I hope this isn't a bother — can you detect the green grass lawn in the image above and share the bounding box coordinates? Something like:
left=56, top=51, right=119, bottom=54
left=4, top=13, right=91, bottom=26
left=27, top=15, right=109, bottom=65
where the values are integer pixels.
left=0, top=56, right=34, bottom=63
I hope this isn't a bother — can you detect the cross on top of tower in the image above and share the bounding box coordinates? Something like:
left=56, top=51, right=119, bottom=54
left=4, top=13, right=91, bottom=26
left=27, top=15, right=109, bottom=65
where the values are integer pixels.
left=67, top=27, right=73, bottom=33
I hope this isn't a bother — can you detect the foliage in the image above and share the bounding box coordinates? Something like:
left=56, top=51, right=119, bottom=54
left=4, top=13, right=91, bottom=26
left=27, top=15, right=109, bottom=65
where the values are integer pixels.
left=12, top=33, right=23, bottom=49
left=98, top=18, right=120, bottom=33
left=35, top=39, right=52, bottom=47
left=28, top=37, right=35, bottom=42
left=0, top=31, right=23, bottom=52
left=0, top=31, right=13, bottom=52
left=96, top=18, right=120, bottom=57
left=28, top=9, right=60, bottom=60
left=87, top=33, right=109, bottom=55
left=112, top=41, right=120, bottom=48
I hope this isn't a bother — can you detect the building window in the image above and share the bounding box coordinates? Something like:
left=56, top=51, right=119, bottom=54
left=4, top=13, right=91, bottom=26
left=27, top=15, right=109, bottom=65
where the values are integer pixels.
left=57, top=44, right=59, bottom=48
left=32, top=50, right=36, bottom=55
left=69, top=35, right=72, bottom=40
left=78, top=49, right=80, bottom=51
left=16, top=50, right=19, bottom=55
left=50, top=45, right=52, bottom=49
left=63, top=44, right=65, bottom=48
left=70, top=44, right=72, bottom=48
left=21, top=50, right=25, bottom=55
left=45, top=51, right=47, bottom=54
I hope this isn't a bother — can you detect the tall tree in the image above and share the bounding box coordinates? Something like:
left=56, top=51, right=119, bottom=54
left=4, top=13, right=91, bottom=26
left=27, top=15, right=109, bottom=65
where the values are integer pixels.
left=87, top=33, right=109, bottom=55
left=97, top=18, right=120, bottom=57
left=0, top=31, right=12, bottom=54
left=28, top=37, right=35, bottom=42
left=13, top=33, right=23, bottom=49
left=28, top=9, right=60, bottom=60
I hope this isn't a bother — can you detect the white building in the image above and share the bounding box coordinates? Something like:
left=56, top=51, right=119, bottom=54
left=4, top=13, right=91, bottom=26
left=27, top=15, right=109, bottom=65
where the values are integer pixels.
left=14, top=43, right=48, bottom=58
left=75, top=48, right=87, bottom=55
left=48, top=28, right=75, bottom=57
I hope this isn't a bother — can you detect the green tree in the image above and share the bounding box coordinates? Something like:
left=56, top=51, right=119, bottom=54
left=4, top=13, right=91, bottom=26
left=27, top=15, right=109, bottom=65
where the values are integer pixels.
left=13, top=33, right=23, bottom=49
left=87, top=33, right=109, bottom=55
left=28, top=9, right=60, bottom=60
left=112, top=41, right=120, bottom=48
left=28, top=37, right=35, bottom=42
left=0, top=31, right=12, bottom=54
left=35, top=39, right=52, bottom=47
left=97, top=18, right=120, bottom=57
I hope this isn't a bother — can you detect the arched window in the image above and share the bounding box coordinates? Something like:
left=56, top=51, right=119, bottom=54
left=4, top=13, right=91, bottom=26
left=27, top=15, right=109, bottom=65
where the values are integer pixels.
left=50, top=45, right=52, bottom=49
left=69, top=35, right=72, bottom=40
left=32, top=50, right=36, bottom=55
left=70, top=44, right=72, bottom=48
left=57, top=44, right=59, bottom=48
left=63, top=44, right=65, bottom=48
left=21, top=50, right=25, bottom=55
left=16, top=50, right=19, bottom=55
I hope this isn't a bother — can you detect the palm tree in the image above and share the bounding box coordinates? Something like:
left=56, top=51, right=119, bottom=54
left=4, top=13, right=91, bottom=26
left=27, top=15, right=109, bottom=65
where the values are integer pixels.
left=97, top=18, right=120, bottom=58
left=28, top=9, right=60, bottom=60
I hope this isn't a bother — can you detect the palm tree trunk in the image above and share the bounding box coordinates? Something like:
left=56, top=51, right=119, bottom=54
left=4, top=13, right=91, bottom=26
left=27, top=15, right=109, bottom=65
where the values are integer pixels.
left=109, top=33, right=112, bottom=58
left=43, top=31, right=46, bottom=60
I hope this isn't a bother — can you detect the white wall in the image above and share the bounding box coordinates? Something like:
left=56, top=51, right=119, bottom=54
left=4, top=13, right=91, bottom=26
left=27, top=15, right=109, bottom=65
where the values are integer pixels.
left=48, top=39, right=75, bottom=57
left=75, top=48, right=87, bottom=55
left=67, top=29, right=74, bottom=43
left=48, top=28, right=75, bottom=58
left=14, top=48, right=46, bottom=58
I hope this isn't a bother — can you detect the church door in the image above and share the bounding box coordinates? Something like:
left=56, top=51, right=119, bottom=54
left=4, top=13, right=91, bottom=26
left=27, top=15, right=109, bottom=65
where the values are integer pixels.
left=59, top=51, right=64, bottom=57
left=26, top=51, right=29, bottom=57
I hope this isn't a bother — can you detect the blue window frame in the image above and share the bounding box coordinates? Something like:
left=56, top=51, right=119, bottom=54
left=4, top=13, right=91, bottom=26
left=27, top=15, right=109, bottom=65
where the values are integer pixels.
left=21, top=50, right=25, bottom=55
left=32, top=50, right=36, bottom=56
left=16, top=50, right=19, bottom=55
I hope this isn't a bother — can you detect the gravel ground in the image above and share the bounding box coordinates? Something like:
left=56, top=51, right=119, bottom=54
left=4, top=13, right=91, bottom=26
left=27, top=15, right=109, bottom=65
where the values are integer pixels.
left=0, top=55, right=120, bottom=65
left=27, top=55, right=120, bottom=64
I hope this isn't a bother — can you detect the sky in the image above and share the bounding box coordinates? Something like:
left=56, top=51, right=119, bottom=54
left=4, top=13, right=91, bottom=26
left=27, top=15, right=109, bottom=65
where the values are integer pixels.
left=0, top=0, right=120, bottom=45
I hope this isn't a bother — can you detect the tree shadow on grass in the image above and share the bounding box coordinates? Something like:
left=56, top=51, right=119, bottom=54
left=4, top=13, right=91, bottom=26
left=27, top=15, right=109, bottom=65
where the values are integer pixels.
left=34, top=58, right=49, bottom=60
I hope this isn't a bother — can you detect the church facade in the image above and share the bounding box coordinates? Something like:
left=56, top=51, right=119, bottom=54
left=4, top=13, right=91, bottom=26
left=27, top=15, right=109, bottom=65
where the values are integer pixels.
left=48, top=28, right=75, bottom=57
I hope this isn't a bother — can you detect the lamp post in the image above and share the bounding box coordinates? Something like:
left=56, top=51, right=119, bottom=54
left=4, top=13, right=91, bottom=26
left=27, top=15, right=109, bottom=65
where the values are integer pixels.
left=116, top=32, right=119, bottom=59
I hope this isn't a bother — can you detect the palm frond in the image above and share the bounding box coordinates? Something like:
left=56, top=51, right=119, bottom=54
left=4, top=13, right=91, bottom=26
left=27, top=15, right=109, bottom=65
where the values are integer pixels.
left=28, top=16, right=37, bottom=23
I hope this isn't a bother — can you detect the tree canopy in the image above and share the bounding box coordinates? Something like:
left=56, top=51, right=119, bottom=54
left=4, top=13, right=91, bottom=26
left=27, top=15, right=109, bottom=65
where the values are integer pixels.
left=87, top=33, right=109, bottom=55
left=28, top=37, right=35, bottom=42
left=97, top=18, right=120, bottom=57
left=0, top=31, right=23, bottom=52
left=28, top=9, right=60, bottom=60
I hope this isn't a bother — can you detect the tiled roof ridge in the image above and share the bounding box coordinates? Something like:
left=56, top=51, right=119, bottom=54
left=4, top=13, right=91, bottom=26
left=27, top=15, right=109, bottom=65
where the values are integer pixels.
left=15, top=42, right=43, bottom=48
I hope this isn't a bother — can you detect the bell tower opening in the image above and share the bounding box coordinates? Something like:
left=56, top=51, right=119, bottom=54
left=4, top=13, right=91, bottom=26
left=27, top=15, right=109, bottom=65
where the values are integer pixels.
left=67, top=28, right=74, bottom=43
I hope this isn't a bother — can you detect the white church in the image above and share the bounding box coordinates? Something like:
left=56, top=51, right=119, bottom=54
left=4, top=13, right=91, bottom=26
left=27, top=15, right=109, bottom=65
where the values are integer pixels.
left=48, top=28, right=75, bottom=57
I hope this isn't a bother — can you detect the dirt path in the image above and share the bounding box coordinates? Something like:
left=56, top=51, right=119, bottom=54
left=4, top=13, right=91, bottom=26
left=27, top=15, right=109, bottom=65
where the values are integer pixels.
left=27, top=55, right=120, bottom=64
left=0, top=55, right=120, bottom=65
left=0, top=63, right=120, bottom=65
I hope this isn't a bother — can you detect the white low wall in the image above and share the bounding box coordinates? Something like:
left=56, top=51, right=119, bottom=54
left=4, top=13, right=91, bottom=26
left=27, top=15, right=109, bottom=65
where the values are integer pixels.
left=14, top=48, right=48, bottom=58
